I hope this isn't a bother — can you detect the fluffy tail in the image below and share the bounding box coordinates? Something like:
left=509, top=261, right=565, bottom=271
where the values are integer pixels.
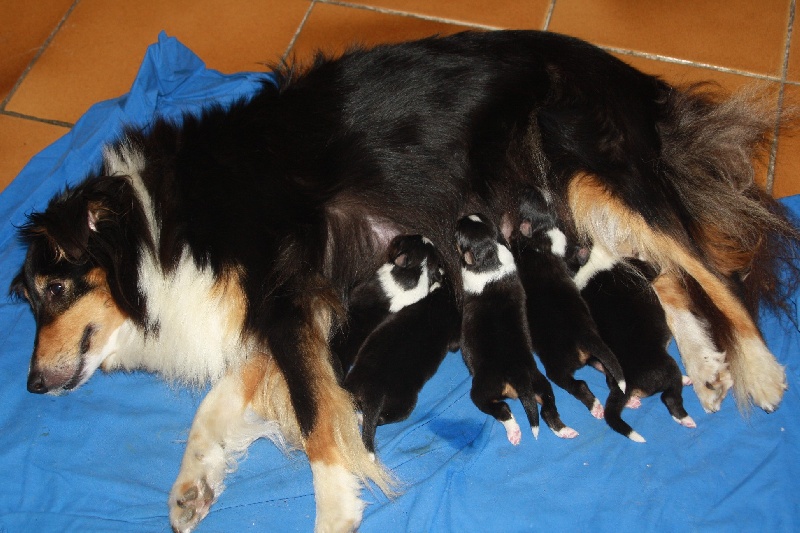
left=657, top=84, right=800, bottom=409
left=658, top=83, right=800, bottom=317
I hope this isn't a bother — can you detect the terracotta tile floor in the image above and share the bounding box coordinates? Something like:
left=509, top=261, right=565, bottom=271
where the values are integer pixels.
left=1, top=0, right=798, bottom=196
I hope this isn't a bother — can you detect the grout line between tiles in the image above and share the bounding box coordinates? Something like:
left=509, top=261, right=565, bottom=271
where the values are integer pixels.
left=766, top=0, right=795, bottom=195
left=283, top=1, right=318, bottom=62
left=314, top=0, right=500, bottom=30
left=0, top=0, right=81, bottom=112
left=543, top=0, right=557, bottom=31
left=0, top=109, right=73, bottom=129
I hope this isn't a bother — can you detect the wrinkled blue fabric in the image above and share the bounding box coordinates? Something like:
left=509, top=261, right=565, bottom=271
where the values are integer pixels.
left=1, top=33, right=798, bottom=533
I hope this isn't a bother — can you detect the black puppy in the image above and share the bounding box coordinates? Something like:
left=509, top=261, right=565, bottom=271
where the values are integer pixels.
left=513, top=190, right=626, bottom=419
left=457, top=213, right=576, bottom=444
left=331, top=234, right=436, bottom=374
left=582, top=260, right=696, bottom=443
left=344, top=235, right=461, bottom=453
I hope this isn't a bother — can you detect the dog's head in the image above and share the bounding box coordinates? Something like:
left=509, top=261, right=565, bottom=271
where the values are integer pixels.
left=10, top=175, right=143, bottom=394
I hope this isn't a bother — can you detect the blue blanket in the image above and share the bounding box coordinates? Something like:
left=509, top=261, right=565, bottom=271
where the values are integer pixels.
left=1, top=33, right=798, bottom=533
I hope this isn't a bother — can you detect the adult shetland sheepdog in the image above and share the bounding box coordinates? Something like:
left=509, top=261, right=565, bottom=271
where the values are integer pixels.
left=9, top=30, right=798, bottom=532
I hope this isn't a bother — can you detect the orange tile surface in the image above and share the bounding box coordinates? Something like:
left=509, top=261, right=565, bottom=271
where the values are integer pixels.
left=343, top=0, right=551, bottom=29
left=5, top=0, right=309, bottom=124
left=1, top=0, right=798, bottom=197
left=0, top=114, right=68, bottom=191
left=290, top=2, right=472, bottom=61
left=773, top=85, right=800, bottom=198
left=549, top=0, right=791, bottom=76
left=0, top=0, right=74, bottom=104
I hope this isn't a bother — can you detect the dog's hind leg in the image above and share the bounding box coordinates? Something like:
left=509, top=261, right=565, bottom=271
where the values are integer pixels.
left=652, top=273, right=732, bottom=412
left=169, top=356, right=286, bottom=533
left=529, top=373, right=579, bottom=439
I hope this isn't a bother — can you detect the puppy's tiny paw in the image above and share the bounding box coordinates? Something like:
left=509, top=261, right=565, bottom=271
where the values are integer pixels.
left=673, top=415, right=696, bottom=428
left=590, top=399, right=605, bottom=419
left=682, top=375, right=692, bottom=386
left=169, top=478, right=214, bottom=533
left=625, top=396, right=642, bottom=409
left=554, top=426, right=579, bottom=439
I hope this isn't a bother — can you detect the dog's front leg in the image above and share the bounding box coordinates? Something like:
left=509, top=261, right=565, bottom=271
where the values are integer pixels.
left=168, top=360, right=267, bottom=533
left=652, top=273, right=732, bottom=412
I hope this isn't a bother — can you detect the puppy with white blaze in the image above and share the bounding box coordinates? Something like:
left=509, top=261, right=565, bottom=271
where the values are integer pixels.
left=457, top=213, right=577, bottom=443
left=9, top=29, right=799, bottom=531
left=512, top=189, right=625, bottom=420
left=344, top=235, right=460, bottom=454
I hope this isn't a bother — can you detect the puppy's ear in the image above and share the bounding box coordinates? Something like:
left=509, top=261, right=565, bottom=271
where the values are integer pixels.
left=394, top=252, right=409, bottom=268
left=463, top=250, right=475, bottom=266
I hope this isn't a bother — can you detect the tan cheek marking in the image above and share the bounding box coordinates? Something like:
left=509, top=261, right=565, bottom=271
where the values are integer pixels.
left=36, top=269, right=126, bottom=368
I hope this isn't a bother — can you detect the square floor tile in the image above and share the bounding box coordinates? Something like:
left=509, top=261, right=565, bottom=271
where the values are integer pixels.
left=0, top=115, right=69, bottom=193
left=341, top=0, right=551, bottom=29
left=549, top=0, right=791, bottom=76
left=290, top=3, right=473, bottom=61
left=0, top=0, right=74, bottom=104
left=773, top=85, right=800, bottom=198
left=6, top=0, right=310, bottom=124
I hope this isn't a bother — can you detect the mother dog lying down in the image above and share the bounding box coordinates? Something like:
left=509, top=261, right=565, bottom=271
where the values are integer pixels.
left=10, top=30, right=798, bottom=532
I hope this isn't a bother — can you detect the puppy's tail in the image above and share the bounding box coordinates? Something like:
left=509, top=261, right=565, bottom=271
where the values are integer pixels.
left=582, top=336, right=626, bottom=393
left=657, top=83, right=800, bottom=320
left=604, top=384, right=645, bottom=443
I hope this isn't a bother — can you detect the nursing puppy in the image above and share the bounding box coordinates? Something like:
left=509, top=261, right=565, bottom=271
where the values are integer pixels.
left=344, top=235, right=460, bottom=453
left=457, top=213, right=577, bottom=443
left=582, top=261, right=696, bottom=442
left=513, top=190, right=625, bottom=419
left=11, top=30, right=797, bottom=532
left=331, top=234, right=434, bottom=375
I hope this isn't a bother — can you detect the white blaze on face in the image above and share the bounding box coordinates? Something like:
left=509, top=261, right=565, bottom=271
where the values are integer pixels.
left=462, top=242, right=517, bottom=295
left=377, top=258, right=430, bottom=313
left=546, top=228, right=568, bottom=257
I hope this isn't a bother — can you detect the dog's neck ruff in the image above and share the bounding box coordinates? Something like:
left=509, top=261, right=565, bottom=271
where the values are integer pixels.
left=547, top=228, right=567, bottom=257
left=377, top=259, right=430, bottom=313
left=463, top=243, right=517, bottom=294
left=573, top=245, right=617, bottom=290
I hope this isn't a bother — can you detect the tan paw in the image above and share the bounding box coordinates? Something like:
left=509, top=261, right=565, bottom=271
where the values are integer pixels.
left=169, top=477, right=215, bottom=533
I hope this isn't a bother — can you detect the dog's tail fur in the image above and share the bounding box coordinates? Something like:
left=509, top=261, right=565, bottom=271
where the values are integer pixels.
left=657, top=84, right=800, bottom=409
left=658, top=84, right=800, bottom=317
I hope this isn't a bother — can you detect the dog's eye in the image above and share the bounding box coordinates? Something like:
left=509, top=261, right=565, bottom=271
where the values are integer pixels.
left=47, top=282, right=65, bottom=298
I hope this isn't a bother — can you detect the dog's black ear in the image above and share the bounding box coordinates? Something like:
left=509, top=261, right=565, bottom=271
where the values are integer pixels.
left=9, top=268, right=27, bottom=300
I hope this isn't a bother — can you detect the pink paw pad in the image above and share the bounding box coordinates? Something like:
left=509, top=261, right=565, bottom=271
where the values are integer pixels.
left=555, top=426, right=579, bottom=439
left=682, top=375, right=693, bottom=386
left=590, top=400, right=605, bottom=419
left=625, top=396, right=642, bottom=409
left=501, top=417, right=522, bottom=445
left=674, top=415, right=697, bottom=428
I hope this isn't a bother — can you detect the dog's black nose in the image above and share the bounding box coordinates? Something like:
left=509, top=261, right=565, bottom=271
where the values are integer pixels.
left=27, top=372, right=48, bottom=394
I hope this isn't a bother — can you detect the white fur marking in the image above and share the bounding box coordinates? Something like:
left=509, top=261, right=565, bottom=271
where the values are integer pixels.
left=553, top=426, right=579, bottom=439
left=531, top=425, right=540, bottom=440
left=629, top=431, right=646, bottom=443
left=377, top=259, right=430, bottom=313
left=590, top=398, right=605, bottom=419
left=468, top=214, right=482, bottom=223
left=547, top=228, right=568, bottom=257
left=462, top=243, right=517, bottom=295
left=573, top=245, right=617, bottom=289
left=501, top=415, right=522, bottom=445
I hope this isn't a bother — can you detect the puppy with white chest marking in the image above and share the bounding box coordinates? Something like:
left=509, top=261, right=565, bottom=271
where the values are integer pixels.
left=582, top=260, right=696, bottom=442
left=457, top=213, right=577, bottom=444
left=331, top=235, right=435, bottom=375
left=512, top=190, right=625, bottom=419
left=343, top=235, right=461, bottom=453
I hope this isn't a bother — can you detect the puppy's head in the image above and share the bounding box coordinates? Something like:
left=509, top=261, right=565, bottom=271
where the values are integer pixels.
left=456, top=213, right=504, bottom=273
left=11, top=177, right=132, bottom=395
left=385, top=234, right=439, bottom=289
left=517, top=189, right=572, bottom=259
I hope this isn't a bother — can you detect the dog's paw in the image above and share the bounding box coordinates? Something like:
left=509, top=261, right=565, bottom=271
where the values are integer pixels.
left=693, top=363, right=733, bottom=413
left=553, top=426, right=579, bottom=439
left=169, top=477, right=215, bottom=533
left=672, top=415, right=697, bottom=428
left=737, top=337, right=787, bottom=412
